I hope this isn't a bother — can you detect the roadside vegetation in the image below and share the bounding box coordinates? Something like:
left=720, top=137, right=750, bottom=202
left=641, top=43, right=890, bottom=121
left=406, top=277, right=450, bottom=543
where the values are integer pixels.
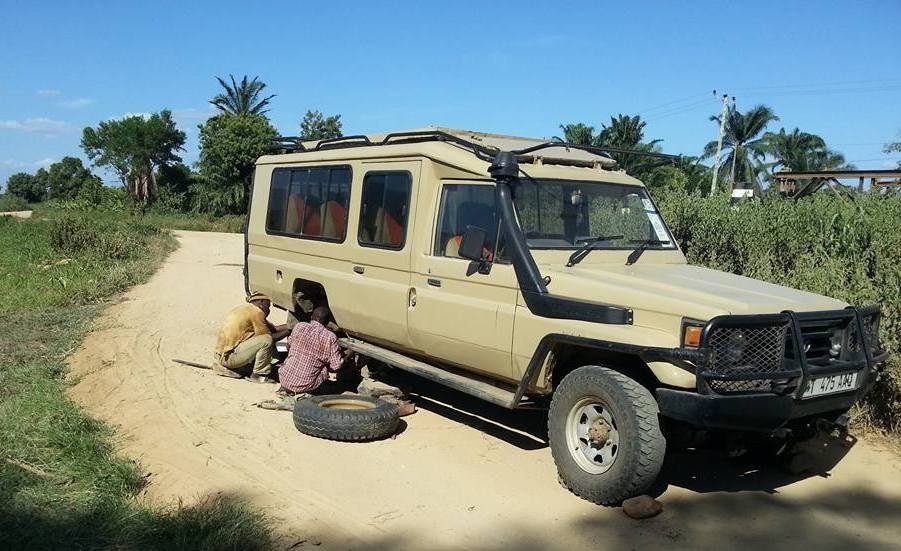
left=0, top=213, right=272, bottom=549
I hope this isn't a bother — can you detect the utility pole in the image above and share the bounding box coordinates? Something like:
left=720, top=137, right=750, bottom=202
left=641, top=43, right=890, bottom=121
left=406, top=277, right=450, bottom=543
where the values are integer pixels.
left=710, top=91, right=733, bottom=195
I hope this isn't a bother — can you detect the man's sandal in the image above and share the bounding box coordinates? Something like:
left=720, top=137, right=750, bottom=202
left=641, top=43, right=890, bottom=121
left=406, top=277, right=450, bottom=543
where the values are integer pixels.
left=212, top=363, right=243, bottom=379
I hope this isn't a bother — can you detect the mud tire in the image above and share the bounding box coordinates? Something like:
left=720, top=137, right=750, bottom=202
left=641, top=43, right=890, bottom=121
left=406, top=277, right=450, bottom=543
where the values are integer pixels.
left=293, top=394, right=399, bottom=442
left=549, top=365, right=666, bottom=505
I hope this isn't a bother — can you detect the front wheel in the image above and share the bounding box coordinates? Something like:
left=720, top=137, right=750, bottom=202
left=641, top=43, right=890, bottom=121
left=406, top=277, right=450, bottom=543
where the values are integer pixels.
left=548, top=365, right=666, bottom=505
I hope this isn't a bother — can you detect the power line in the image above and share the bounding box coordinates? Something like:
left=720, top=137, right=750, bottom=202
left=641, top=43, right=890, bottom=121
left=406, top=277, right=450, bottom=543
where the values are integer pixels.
left=729, top=78, right=901, bottom=92
left=636, top=92, right=710, bottom=116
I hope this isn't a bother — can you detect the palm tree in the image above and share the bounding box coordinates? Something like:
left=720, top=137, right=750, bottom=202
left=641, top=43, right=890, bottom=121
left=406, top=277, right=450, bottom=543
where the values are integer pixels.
left=762, top=127, right=848, bottom=172
left=703, top=104, right=778, bottom=190
left=210, top=74, right=276, bottom=116
left=598, top=114, right=660, bottom=150
left=555, top=123, right=600, bottom=146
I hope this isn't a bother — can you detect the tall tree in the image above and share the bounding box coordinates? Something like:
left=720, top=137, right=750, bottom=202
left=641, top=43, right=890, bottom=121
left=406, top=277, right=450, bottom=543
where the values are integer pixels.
left=555, top=123, right=600, bottom=146
left=763, top=128, right=846, bottom=172
left=195, top=114, right=277, bottom=215
left=299, top=110, right=343, bottom=141
left=210, top=75, right=276, bottom=116
left=703, top=104, right=779, bottom=189
left=81, top=110, right=186, bottom=201
left=5, top=172, right=46, bottom=203
left=46, top=156, right=99, bottom=200
left=556, top=115, right=662, bottom=176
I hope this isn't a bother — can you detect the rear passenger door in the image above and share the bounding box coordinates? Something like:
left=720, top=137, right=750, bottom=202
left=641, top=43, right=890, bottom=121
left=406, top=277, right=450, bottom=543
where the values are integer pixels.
left=408, top=182, right=518, bottom=381
left=342, top=161, right=420, bottom=349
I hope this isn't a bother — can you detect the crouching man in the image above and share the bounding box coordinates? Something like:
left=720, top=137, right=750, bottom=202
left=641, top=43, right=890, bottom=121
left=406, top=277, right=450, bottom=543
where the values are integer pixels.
left=214, top=292, right=290, bottom=383
left=278, top=306, right=353, bottom=395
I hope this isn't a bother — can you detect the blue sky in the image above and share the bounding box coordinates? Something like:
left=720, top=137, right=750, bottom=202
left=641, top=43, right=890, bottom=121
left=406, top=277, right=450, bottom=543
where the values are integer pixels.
left=1, top=0, right=900, bottom=187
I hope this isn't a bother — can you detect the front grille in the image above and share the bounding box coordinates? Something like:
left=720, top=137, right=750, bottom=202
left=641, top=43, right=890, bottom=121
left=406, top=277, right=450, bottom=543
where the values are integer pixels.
left=848, top=311, right=881, bottom=355
left=699, top=307, right=882, bottom=396
left=706, top=325, right=788, bottom=393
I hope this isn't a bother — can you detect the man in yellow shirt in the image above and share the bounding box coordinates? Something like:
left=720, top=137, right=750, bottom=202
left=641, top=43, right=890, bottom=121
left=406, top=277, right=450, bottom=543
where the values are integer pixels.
left=214, top=292, right=290, bottom=383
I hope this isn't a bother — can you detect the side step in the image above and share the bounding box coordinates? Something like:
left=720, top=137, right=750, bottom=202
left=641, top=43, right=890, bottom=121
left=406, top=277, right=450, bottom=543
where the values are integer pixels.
left=338, top=337, right=518, bottom=408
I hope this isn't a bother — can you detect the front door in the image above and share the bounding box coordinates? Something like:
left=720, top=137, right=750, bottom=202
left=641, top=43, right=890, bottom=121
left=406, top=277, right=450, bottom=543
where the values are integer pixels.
left=409, top=182, right=517, bottom=381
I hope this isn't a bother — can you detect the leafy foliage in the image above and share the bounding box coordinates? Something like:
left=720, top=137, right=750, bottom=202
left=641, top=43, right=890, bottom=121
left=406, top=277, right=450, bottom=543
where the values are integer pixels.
left=557, top=114, right=663, bottom=177
left=46, top=156, right=100, bottom=200
left=702, top=105, right=779, bottom=191
left=763, top=127, right=847, bottom=173
left=299, top=109, right=343, bottom=141
left=657, top=189, right=901, bottom=432
left=5, top=172, right=46, bottom=203
left=0, top=194, right=29, bottom=212
left=210, top=74, right=275, bottom=116
left=195, top=114, right=277, bottom=215
left=81, top=111, right=186, bottom=202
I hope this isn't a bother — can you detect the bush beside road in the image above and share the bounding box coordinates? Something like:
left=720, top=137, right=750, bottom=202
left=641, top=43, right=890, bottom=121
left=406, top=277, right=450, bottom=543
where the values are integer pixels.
left=0, top=213, right=271, bottom=550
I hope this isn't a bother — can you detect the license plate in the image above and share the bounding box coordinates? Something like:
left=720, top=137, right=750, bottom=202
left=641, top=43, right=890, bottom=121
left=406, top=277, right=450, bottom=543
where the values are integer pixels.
left=802, top=371, right=859, bottom=399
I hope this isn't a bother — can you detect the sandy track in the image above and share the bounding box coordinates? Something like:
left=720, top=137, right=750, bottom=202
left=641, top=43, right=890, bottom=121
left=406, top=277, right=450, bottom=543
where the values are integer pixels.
left=68, top=231, right=901, bottom=550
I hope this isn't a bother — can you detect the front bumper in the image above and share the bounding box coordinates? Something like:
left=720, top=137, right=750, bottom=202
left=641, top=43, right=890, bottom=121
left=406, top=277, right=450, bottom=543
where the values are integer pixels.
left=657, top=359, right=882, bottom=431
left=656, top=305, right=887, bottom=432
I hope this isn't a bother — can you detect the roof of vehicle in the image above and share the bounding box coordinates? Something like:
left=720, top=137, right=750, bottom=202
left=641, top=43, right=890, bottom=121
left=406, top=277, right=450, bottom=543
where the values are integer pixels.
left=257, top=127, right=647, bottom=186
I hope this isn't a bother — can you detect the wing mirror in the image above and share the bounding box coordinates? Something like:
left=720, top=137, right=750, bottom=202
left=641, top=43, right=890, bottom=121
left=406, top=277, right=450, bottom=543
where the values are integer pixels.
left=459, top=225, right=492, bottom=275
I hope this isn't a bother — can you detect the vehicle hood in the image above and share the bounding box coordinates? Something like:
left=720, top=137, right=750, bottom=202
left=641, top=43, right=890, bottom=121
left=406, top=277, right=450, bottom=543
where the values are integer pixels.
left=542, top=262, right=847, bottom=321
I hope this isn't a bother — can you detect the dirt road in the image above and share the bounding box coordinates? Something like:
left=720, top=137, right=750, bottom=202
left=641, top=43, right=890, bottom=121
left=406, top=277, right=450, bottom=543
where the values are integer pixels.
left=68, top=231, right=901, bottom=550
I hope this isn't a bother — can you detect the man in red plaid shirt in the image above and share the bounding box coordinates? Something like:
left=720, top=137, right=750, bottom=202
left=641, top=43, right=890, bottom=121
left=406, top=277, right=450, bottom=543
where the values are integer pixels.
left=278, top=306, right=353, bottom=395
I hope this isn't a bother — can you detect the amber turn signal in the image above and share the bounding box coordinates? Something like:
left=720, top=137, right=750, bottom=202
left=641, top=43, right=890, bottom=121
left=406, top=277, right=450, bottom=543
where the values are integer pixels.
left=683, top=326, right=702, bottom=348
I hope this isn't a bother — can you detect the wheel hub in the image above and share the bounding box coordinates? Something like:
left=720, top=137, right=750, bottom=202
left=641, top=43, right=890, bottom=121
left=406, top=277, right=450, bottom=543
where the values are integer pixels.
left=587, top=418, right=611, bottom=447
left=565, top=398, right=620, bottom=474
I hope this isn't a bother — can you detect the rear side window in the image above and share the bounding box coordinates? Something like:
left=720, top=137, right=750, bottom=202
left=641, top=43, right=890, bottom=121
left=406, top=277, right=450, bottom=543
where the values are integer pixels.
left=266, top=165, right=352, bottom=242
left=358, top=171, right=412, bottom=250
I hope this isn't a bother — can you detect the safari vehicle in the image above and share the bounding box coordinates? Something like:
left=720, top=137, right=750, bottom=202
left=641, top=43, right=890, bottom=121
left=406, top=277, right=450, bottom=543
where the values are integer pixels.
left=245, top=129, right=887, bottom=505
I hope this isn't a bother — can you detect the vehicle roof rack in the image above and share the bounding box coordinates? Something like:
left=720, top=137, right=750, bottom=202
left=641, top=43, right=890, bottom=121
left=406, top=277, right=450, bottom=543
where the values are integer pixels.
left=266, top=130, right=679, bottom=168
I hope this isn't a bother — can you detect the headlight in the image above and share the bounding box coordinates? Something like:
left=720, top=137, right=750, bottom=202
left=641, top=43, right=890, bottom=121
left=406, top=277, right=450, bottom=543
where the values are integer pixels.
left=722, top=330, right=746, bottom=364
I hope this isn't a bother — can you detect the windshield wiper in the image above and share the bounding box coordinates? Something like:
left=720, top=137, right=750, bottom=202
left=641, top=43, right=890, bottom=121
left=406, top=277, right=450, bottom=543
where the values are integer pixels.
left=625, top=239, right=671, bottom=265
left=566, top=235, right=624, bottom=267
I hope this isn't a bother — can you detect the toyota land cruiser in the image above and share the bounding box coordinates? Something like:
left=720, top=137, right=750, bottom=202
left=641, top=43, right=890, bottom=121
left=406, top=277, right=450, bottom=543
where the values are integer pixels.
left=245, top=128, right=887, bottom=504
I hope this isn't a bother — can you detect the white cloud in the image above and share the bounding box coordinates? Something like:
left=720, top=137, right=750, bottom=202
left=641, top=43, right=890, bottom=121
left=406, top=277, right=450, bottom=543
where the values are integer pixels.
left=0, top=118, right=71, bottom=134
left=172, top=107, right=214, bottom=121
left=1, top=157, right=56, bottom=170
left=117, top=112, right=151, bottom=120
left=57, top=98, right=94, bottom=109
left=36, top=89, right=62, bottom=97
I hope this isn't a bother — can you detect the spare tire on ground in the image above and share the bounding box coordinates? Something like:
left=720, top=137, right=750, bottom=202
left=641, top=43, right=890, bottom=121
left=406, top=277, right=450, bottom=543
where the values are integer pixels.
left=293, top=394, right=400, bottom=441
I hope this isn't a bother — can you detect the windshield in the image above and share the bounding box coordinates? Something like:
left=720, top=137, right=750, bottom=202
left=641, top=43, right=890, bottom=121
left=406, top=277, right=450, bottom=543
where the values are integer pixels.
left=512, top=179, right=676, bottom=250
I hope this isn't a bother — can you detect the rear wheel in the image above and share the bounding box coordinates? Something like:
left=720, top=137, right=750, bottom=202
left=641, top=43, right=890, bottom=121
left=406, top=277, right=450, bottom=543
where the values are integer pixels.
left=549, top=365, right=665, bottom=505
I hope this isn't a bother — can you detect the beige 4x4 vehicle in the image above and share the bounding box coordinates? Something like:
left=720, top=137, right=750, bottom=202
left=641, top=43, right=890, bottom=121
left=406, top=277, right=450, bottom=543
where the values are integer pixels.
left=246, top=129, right=887, bottom=504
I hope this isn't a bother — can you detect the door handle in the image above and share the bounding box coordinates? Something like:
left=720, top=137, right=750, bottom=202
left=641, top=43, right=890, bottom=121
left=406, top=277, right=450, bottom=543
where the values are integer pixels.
left=427, top=278, right=442, bottom=288
left=353, top=265, right=365, bottom=274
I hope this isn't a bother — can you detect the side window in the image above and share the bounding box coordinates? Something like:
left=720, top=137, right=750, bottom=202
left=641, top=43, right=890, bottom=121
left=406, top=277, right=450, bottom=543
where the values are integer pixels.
left=434, top=184, right=505, bottom=262
left=266, top=165, right=351, bottom=241
left=358, top=171, right=412, bottom=250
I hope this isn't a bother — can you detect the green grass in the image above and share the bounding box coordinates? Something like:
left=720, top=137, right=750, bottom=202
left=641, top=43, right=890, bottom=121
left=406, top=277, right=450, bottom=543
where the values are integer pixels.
left=31, top=203, right=245, bottom=234
left=0, top=213, right=273, bottom=550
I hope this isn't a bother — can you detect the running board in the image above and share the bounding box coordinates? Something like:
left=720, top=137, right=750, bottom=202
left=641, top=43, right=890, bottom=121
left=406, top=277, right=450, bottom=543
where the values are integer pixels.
left=338, top=337, right=520, bottom=408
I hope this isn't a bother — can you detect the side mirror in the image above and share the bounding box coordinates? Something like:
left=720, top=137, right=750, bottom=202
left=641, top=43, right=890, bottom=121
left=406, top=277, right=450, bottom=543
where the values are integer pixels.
left=459, top=225, right=488, bottom=261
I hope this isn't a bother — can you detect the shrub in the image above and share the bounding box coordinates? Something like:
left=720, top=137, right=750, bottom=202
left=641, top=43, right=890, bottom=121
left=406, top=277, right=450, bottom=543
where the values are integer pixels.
left=48, top=215, right=161, bottom=260
left=0, top=194, right=29, bottom=212
left=657, top=189, right=901, bottom=432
